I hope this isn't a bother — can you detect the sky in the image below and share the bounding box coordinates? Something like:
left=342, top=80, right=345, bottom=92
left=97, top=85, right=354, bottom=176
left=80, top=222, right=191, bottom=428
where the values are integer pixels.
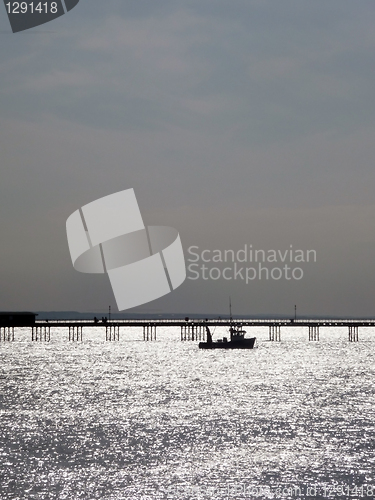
left=1, top=0, right=375, bottom=316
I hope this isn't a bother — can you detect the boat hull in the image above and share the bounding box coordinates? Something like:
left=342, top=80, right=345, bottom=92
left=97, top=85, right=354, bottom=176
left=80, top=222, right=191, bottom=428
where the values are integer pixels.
left=199, top=337, right=256, bottom=349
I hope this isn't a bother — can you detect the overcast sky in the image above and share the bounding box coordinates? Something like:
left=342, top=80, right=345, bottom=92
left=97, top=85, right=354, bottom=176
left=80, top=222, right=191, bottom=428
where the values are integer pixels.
left=1, top=0, right=375, bottom=316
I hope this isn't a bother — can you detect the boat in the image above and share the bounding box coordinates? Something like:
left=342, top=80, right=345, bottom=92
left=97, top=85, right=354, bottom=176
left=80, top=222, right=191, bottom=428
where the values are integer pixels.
left=199, top=300, right=256, bottom=349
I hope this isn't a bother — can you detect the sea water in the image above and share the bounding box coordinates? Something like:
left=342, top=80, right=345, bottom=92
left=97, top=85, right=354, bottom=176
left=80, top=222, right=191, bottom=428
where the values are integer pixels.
left=0, top=327, right=374, bottom=500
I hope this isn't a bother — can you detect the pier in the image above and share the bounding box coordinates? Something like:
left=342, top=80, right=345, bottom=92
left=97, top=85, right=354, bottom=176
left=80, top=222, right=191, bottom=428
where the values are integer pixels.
left=1, top=317, right=375, bottom=342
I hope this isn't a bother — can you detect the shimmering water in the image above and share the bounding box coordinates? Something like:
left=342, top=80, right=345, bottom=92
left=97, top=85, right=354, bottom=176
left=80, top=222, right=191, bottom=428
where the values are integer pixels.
left=0, top=327, right=374, bottom=499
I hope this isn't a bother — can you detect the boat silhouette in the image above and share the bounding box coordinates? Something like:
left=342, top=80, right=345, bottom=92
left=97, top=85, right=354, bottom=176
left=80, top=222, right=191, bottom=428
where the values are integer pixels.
left=199, top=299, right=256, bottom=349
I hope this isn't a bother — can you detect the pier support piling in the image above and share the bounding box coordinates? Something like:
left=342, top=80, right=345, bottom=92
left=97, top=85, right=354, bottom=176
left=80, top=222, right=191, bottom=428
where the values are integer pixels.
left=106, top=325, right=119, bottom=341
left=181, top=324, right=191, bottom=341
left=308, top=325, right=320, bottom=341
left=31, top=326, right=50, bottom=342
left=143, top=324, right=156, bottom=341
left=181, top=323, right=204, bottom=341
left=197, top=324, right=204, bottom=341
left=68, top=326, right=82, bottom=342
left=0, top=327, right=14, bottom=342
left=348, top=325, right=359, bottom=342
left=269, top=324, right=281, bottom=341
left=181, top=324, right=187, bottom=341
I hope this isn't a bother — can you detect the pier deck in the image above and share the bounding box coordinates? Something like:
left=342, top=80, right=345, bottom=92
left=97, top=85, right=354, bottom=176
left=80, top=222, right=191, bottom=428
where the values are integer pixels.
left=34, top=318, right=375, bottom=327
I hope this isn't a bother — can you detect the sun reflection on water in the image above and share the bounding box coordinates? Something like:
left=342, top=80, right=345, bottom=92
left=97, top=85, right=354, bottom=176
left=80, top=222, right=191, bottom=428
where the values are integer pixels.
left=0, top=327, right=374, bottom=499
